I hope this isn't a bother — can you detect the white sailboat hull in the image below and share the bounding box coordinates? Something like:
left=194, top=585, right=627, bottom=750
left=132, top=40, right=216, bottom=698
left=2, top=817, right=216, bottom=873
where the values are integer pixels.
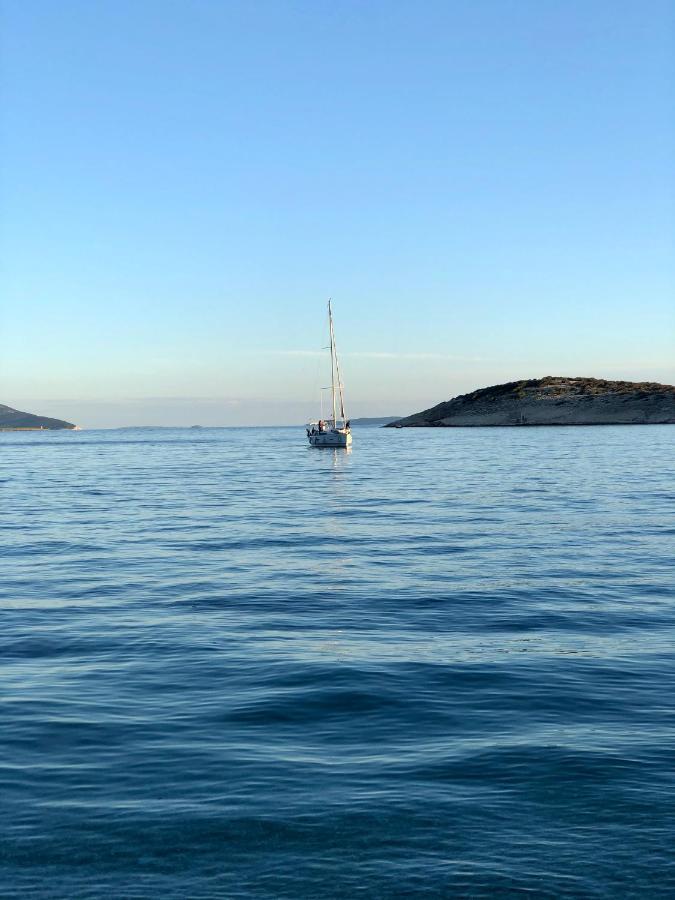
left=307, top=429, right=351, bottom=448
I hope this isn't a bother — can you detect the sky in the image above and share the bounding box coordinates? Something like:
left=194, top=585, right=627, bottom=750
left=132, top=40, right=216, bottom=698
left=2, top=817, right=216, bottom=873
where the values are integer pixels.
left=1, top=0, right=674, bottom=427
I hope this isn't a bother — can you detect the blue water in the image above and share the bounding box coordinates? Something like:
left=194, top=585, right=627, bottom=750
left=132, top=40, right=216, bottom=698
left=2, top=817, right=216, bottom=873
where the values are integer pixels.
left=2, top=425, right=675, bottom=898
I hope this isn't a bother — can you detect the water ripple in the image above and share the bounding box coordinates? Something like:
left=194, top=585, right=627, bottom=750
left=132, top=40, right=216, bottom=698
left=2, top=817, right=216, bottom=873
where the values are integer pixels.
left=1, top=425, right=674, bottom=898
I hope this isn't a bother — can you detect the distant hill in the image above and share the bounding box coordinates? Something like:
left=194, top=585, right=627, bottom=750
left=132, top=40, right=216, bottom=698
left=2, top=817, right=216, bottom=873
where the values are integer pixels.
left=350, top=416, right=402, bottom=427
left=387, top=378, right=675, bottom=427
left=0, top=403, right=76, bottom=430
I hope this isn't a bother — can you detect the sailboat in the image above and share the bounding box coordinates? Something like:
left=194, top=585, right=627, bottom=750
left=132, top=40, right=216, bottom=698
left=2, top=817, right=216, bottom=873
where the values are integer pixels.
left=306, top=301, right=352, bottom=448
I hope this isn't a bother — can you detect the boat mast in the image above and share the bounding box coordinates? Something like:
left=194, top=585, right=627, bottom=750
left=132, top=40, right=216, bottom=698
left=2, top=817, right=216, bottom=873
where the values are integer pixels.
left=333, top=319, right=346, bottom=424
left=328, top=299, right=337, bottom=426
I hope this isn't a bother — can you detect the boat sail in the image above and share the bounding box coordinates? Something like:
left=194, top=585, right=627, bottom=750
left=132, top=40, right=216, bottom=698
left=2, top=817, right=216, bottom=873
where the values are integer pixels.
left=306, top=301, right=352, bottom=448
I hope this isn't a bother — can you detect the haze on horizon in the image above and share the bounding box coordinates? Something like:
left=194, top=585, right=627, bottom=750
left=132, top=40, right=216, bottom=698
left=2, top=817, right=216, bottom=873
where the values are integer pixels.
left=2, top=0, right=673, bottom=428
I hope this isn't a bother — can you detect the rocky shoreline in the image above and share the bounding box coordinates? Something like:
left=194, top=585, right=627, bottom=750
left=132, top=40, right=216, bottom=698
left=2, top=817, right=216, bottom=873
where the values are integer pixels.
left=388, top=377, right=675, bottom=428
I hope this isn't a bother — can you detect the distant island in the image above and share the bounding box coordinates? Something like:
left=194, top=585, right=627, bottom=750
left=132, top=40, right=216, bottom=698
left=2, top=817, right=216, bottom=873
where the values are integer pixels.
left=350, top=416, right=402, bottom=427
left=387, top=378, right=675, bottom=427
left=0, top=403, right=76, bottom=430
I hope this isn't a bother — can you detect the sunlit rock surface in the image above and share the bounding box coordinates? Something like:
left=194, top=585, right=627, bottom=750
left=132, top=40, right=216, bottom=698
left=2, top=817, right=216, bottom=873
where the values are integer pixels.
left=388, top=377, right=675, bottom=427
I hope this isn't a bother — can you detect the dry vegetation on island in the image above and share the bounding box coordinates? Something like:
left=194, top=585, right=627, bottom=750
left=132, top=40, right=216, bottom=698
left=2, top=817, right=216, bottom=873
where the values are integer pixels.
left=388, top=377, right=675, bottom=427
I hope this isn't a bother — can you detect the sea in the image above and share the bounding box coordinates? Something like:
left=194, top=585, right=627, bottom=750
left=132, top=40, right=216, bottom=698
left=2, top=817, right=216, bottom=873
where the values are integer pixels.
left=2, top=425, right=674, bottom=899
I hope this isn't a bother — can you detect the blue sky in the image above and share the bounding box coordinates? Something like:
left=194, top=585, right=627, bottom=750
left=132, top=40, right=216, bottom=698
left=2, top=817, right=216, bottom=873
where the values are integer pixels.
left=2, top=0, right=673, bottom=426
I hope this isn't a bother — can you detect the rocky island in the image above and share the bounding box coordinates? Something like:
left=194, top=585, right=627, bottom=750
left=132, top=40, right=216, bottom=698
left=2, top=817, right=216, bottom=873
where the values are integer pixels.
left=388, top=377, right=675, bottom=428
left=0, top=403, right=76, bottom=430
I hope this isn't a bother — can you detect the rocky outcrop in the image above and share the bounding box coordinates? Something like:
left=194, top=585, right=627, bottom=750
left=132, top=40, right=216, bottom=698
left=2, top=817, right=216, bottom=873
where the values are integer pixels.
left=388, top=377, right=675, bottom=427
left=0, top=403, right=76, bottom=430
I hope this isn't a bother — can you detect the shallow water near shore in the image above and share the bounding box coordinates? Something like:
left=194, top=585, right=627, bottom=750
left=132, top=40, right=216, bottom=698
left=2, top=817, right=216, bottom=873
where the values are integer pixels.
left=2, top=425, right=674, bottom=898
